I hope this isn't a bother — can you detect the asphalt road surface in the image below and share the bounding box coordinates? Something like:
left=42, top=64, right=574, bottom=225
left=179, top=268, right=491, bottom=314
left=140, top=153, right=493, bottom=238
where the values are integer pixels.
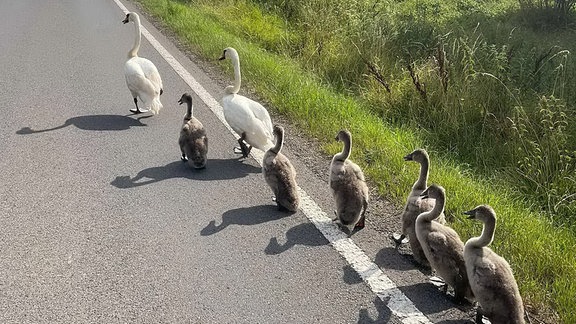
left=0, top=0, right=476, bottom=322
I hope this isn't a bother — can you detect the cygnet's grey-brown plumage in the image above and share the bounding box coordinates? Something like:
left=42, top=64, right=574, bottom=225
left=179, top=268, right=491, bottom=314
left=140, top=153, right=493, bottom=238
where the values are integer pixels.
left=178, top=93, right=208, bottom=169
left=464, top=205, right=525, bottom=324
left=415, top=184, right=473, bottom=302
left=394, top=149, right=446, bottom=266
left=262, top=125, right=300, bottom=212
left=329, top=130, right=369, bottom=232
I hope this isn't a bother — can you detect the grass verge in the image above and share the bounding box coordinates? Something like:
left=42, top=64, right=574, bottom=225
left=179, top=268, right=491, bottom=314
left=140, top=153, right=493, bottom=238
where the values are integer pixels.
left=133, top=0, right=575, bottom=322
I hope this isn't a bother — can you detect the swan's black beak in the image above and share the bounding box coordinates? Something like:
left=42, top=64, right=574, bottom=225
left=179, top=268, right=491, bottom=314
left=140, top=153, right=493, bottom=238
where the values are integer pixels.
left=178, top=99, right=184, bottom=105
left=218, top=50, right=227, bottom=61
left=403, top=153, right=413, bottom=161
left=463, top=209, right=476, bottom=219
left=122, top=14, right=129, bottom=24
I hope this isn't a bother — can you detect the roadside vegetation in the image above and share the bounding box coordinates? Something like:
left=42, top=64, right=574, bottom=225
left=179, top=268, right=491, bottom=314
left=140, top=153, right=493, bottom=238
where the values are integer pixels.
left=134, top=0, right=576, bottom=322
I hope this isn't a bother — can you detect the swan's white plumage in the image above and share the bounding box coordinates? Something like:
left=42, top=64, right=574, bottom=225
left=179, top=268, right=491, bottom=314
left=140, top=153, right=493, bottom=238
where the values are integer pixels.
left=221, top=94, right=273, bottom=151
left=220, top=47, right=273, bottom=152
left=123, top=12, right=163, bottom=114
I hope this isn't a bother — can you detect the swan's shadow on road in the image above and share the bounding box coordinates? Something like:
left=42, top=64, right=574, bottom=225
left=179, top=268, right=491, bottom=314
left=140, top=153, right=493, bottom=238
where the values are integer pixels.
left=200, top=205, right=292, bottom=236
left=16, top=114, right=150, bottom=134
left=111, top=159, right=261, bottom=188
left=264, top=222, right=329, bottom=254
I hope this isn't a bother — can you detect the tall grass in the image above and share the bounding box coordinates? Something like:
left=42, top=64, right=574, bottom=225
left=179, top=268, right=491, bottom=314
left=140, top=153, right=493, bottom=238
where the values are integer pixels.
left=134, top=0, right=576, bottom=321
left=190, top=0, right=576, bottom=227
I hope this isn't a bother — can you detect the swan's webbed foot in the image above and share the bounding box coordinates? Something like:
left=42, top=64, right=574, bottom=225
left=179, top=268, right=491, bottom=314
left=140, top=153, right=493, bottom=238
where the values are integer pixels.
left=474, top=307, right=490, bottom=324
left=239, top=133, right=251, bottom=158
left=233, top=145, right=252, bottom=158
left=130, top=98, right=143, bottom=114
left=429, top=276, right=446, bottom=289
left=235, top=135, right=252, bottom=158
left=392, top=233, right=409, bottom=244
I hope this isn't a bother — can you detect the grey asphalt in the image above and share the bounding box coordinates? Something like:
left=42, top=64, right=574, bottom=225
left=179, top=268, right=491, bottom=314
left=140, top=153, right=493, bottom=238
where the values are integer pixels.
left=0, top=0, right=474, bottom=323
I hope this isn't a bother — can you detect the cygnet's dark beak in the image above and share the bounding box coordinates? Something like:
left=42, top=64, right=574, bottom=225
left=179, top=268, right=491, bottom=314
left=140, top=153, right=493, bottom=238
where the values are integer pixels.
left=463, top=209, right=476, bottom=219
left=178, top=98, right=184, bottom=105
left=420, top=188, right=430, bottom=199
left=403, top=153, right=413, bottom=161
left=122, top=15, right=129, bottom=24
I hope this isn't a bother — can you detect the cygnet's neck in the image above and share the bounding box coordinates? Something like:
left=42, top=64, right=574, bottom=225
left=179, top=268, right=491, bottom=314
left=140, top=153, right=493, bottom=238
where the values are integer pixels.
left=270, top=129, right=284, bottom=155
left=334, top=136, right=351, bottom=161
left=184, top=100, right=193, bottom=121
left=417, top=193, right=444, bottom=222
left=466, top=217, right=496, bottom=249
left=413, top=157, right=429, bottom=191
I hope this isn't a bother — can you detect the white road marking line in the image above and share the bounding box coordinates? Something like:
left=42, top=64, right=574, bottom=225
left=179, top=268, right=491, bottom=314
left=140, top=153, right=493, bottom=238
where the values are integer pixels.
left=113, top=1, right=432, bottom=322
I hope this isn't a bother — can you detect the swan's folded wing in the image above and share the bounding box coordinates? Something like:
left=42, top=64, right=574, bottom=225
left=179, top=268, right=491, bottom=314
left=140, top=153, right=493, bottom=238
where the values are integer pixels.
left=125, top=73, right=157, bottom=108
left=145, top=69, right=163, bottom=93
left=135, top=57, right=163, bottom=93
left=247, top=99, right=273, bottom=135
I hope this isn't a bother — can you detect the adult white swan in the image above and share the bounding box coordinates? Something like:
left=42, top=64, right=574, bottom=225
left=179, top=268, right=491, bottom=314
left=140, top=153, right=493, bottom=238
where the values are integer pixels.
left=122, top=12, right=163, bottom=114
left=219, top=47, right=273, bottom=157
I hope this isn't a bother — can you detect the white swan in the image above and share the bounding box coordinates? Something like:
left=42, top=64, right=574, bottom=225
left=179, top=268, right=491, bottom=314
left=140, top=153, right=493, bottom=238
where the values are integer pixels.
left=122, top=12, right=163, bottom=114
left=219, top=47, right=273, bottom=157
left=464, top=205, right=525, bottom=324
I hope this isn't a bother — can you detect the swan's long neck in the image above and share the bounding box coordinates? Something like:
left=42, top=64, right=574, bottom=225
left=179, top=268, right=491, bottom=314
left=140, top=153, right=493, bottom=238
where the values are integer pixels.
left=270, top=129, right=284, bottom=155
left=418, top=193, right=444, bottom=222
left=467, top=218, right=495, bottom=248
left=335, top=136, right=351, bottom=161
left=128, top=16, right=141, bottom=58
left=413, top=158, right=429, bottom=191
left=225, top=53, right=241, bottom=94
left=184, top=100, right=193, bottom=121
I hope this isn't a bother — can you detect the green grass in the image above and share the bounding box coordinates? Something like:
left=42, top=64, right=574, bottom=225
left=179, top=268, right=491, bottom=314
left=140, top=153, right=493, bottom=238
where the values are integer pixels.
left=134, top=0, right=576, bottom=322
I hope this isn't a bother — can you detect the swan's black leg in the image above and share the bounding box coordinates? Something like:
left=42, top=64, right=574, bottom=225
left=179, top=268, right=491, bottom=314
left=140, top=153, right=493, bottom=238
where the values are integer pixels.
left=234, top=133, right=251, bottom=158
left=475, top=306, right=484, bottom=324
left=392, top=233, right=408, bottom=244
left=130, top=98, right=142, bottom=114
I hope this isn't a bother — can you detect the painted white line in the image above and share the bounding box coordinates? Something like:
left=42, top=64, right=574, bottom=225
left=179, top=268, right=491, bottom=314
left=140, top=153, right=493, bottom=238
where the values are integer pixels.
left=113, top=1, right=432, bottom=323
